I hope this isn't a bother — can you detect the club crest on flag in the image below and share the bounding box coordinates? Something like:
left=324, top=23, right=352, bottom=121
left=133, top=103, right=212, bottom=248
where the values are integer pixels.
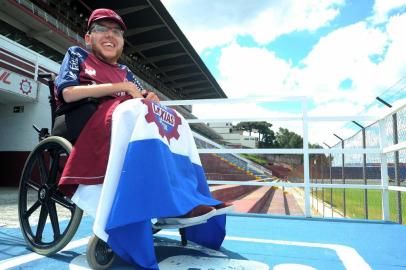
left=142, top=99, right=182, bottom=143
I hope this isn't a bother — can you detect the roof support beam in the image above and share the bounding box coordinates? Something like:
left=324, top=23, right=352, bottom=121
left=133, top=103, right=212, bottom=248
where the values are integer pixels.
left=192, top=92, right=217, bottom=98
left=162, top=71, right=201, bottom=82
left=129, top=39, right=177, bottom=53
left=117, top=5, right=150, bottom=16
left=183, top=87, right=213, bottom=94
left=125, top=24, right=165, bottom=37
left=158, top=63, right=195, bottom=72
left=147, top=52, right=187, bottom=63
left=168, top=80, right=207, bottom=88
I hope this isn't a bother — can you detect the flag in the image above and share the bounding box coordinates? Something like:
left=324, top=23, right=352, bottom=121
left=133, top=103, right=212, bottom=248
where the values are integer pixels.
left=92, top=98, right=226, bottom=269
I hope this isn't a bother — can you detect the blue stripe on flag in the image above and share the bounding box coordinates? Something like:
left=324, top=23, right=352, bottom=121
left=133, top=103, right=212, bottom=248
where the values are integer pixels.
left=105, top=139, right=225, bottom=269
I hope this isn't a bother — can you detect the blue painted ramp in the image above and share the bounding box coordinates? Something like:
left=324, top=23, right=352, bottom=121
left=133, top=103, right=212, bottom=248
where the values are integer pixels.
left=1, top=215, right=406, bottom=269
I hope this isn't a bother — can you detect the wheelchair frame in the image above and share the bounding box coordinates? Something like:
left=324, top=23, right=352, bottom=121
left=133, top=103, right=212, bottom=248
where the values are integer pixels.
left=17, top=73, right=188, bottom=269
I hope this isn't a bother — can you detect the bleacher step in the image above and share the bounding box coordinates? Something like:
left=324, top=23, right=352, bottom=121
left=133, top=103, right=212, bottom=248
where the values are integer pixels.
left=265, top=188, right=303, bottom=216
left=211, top=184, right=261, bottom=202
left=231, top=186, right=272, bottom=213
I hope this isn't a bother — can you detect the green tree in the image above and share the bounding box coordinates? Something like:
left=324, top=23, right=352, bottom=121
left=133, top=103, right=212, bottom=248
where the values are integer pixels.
left=235, top=122, right=256, bottom=136
left=275, top=127, right=303, bottom=148
left=235, top=121, right=276, bottom=148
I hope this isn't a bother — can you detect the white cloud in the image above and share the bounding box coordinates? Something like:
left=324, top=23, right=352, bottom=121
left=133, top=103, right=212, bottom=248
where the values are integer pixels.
left=216, top=20, right=390, bottom=102
left=372, top=0, right=406, bottom=24
left=376, top=14, right=406, bottom=85
left=161, top=0, right=344, bottom=52
left=209, top=13, right=406, bottom=144
left=246, top=0, right=344, bottom=45
left=295, top=21, right=388, bottom=102
left=217, top=42, right=292, bottom=98
left=162, top=1, right=406, bottom=145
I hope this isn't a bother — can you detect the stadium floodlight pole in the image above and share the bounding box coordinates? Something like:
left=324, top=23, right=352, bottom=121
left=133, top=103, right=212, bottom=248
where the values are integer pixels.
left=352, top=121, right=368, bottom=219
left=333, top=133, right=346, bottom=217
left=323, top=142, right=333, bottom=217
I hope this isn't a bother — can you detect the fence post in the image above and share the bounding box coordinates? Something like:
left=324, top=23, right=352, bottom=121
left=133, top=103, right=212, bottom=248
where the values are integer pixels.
left=302, top=97, right=311, bottom=218
left=353, top=121, right=368, bottom=219
left=393, top=113, right=402, bottom=224
left=334, top=134, right=346, bottom=217
left=379, top=120, right=390, bottom=221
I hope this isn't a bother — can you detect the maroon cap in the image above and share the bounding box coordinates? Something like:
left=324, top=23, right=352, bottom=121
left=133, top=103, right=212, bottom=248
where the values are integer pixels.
left=87, top=8, right=127, bottom=31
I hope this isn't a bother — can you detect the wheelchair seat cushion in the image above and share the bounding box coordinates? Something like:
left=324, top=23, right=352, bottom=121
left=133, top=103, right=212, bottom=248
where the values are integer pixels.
left=52, top=98, right=99, bottom=142
left=58, top=96, right=129, bottom=197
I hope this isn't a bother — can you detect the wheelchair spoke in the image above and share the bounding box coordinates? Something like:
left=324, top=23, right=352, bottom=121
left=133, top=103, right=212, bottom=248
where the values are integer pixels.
left=51, top=192, right=75, bottom=212
left=27, top=180, right=40, bottom=191
left=35, top=204, right=48, bottom=242
left=48, top=151, right=61, bottom=185
left=47, top=200, right=60, bottom=238
left=36, top=152, right=49, bottom=185
left=24, top=200, right=41, bottom=219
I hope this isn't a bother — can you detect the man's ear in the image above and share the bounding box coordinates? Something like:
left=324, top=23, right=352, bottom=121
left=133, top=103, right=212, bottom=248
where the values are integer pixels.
left=85, top=33, right=91, bottom=46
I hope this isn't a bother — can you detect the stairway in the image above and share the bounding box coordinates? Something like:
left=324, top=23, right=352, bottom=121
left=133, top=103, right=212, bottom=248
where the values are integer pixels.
left=201, top=154, right=259, bottom=181
left=202, top=154, right=303, bottom=216
left=211, top=184, right=303, bottom=216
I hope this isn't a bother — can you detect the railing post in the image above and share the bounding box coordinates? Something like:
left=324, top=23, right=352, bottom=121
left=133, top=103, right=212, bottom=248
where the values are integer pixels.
left=34, top=53, right=39, bottom=81
left=320, top=155, right=325, bottom=217
left=329, top=152, right=333, bottom=217
left=342, top=140, right=346, bottom=217
left=379, top=119, right=390, bottom=221
left=353, top=121, right=368, bottom=219
left=315, top=159, right=319, bottom=213
left=302, top=97, right=311, bottom=217
left=323, top=142, right=334, bottom=217
left=392, top=113, right=402, bottom=224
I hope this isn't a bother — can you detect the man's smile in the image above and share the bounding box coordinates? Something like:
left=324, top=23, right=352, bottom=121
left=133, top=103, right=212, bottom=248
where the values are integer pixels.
left=102, top=42, right=115, bottom=49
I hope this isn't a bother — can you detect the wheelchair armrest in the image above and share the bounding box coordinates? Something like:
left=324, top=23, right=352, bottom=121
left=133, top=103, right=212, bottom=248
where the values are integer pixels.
left=55, top=97, right=100, bottom=116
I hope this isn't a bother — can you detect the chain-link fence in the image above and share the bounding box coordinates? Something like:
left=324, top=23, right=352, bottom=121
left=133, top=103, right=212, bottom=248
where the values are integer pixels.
left=312, top=105, right=406, bottom=223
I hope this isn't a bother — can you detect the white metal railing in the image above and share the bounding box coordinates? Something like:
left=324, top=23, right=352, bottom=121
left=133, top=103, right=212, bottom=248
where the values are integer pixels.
left=192, top=131, right=273, bottom=176
left=161, top=97, right=406, bottom=221
left=0, top=35, right=60, bottom=78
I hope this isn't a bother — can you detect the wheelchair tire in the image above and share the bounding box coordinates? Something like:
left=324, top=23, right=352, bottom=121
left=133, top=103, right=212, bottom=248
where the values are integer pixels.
left=18, top=136, right=83, bottom=255
left=86, top=235, right=116, bottom=270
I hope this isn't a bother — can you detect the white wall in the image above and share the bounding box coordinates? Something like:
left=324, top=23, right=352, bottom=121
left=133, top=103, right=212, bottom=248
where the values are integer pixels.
left=0, top=35, right=59, bottom=151
left=0, top=82, right=51, bottom=151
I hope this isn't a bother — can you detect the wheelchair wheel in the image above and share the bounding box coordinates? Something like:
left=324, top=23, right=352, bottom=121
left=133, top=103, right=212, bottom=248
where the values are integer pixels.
left=18, top=136, right=83, bottom=255
left=86, top=235, right=116, bottom=270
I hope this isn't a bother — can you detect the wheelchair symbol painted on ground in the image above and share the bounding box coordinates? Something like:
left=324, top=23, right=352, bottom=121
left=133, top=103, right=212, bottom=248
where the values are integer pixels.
left=69, top=240, right=270, bottom=269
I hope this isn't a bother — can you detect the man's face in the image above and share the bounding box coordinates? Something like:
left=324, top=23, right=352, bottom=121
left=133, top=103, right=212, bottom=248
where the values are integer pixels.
left=85, top=20, right=124, bottom=64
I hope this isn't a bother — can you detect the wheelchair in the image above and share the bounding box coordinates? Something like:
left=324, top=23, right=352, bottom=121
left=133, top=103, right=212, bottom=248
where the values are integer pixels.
left=17, top=74, right=188, bottom=269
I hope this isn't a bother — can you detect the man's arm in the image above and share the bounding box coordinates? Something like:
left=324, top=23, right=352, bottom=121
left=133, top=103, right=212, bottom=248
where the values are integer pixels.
left=62, top=81, right=144, bottom=103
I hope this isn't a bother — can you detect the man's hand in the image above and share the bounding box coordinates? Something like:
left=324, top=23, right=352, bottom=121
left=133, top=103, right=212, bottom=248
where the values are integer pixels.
left=123, top=83, right=159, bottom=102
left=122, top=82, right=144, bottom=98
left=141, top=90, right=160, bottom=102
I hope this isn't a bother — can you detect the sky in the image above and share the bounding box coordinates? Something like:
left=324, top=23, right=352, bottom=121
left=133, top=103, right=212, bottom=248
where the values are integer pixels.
left=160, top=0, right=406, bottom=147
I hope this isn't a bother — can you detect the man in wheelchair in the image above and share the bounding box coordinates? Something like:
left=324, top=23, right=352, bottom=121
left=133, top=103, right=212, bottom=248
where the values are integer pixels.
left=50, top=8, right=233, bottom=269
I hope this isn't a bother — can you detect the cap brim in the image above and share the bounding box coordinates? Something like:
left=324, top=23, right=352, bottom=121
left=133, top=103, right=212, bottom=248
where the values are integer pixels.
left=91, top=16, right=127, bottom=31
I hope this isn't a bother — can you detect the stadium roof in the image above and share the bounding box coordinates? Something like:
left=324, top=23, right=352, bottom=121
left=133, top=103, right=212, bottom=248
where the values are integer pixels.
left=1, top=0, right=227, bottom=100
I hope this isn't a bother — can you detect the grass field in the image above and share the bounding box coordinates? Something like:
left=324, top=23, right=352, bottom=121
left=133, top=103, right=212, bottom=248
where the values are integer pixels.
left=313, top=188, right=406, bottom=224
